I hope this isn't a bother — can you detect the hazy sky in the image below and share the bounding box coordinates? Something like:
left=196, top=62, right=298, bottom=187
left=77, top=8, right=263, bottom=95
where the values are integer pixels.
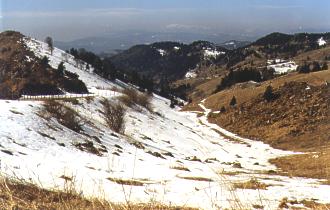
left=1, top=0, right=330, bottom=41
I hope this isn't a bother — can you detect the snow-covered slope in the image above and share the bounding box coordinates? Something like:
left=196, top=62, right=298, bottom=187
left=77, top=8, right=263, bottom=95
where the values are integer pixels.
left=24, top=37, right=116, bottom=91
left=0, top=37, right=330, bottom=210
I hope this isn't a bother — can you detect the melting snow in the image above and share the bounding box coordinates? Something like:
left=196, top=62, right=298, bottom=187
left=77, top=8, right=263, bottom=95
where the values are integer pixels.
left=157, top=49, right=166, bottom=56
left=185, top=69, right=197, bottom=79
left=204, top=48, right=225, bottom=59
left=318, top=37, right=326, bottom=46
left=0, top=37, right=329, bottom=210
left=267, top=59, right=298, bottom=75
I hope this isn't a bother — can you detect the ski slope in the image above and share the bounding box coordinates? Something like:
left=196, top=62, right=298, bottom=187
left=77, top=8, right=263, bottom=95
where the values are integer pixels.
left=0, top=36, right=329, bottom=210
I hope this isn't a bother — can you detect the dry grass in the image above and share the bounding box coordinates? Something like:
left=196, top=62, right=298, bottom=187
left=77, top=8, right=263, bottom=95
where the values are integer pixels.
left=233, top=178, right=268, bottom=190
left=293, top=45, right=330, bottom=66
left=218, top=170, right=241, bottom=176
left=101, top=99, right=126, bottom=134
left=0, top=177, right=198, bottom=210
left=177, top=176, right=213, bottom=182
left=278, top=197, right=330, bottom=210
left=42, top=100, right=82, bottom=132
left=170, top=165, right=190, bottom=172
left=120, top=88, right=152, bottom=112
left=204, top=70, right=330, bottom=111
left=270, top=148, right=330, bottom=184
left=106, top=177, right=145, bottom=186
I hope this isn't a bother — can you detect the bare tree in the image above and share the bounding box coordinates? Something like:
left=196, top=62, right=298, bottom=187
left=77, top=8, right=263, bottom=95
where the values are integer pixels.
left=45, top=36, right=54, bottom=55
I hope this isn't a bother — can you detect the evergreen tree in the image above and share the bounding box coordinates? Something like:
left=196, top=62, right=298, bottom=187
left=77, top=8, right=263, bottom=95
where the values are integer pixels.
left=312, top=61, right=321, bottom=72
left=229, top=96, right=237, bottom=107
left=45, top=36, right=54, bottom=55
left=263, top=85, right=275, bottom=102
left=220, top=106, right=226, bottom=113
left=322, top=62, right=328, bottom=70
left=40, top=56, right=49, bottom=67
left=298, top=63, right=310, bottom=73
left=57, top=62, right=65, bottom=76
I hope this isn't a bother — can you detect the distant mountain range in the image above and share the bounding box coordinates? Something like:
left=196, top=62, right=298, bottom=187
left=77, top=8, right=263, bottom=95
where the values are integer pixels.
left=109, top=40, right=228, bottom=81
left=108, top=32, right=330, bottom=83
left=55, top=31, right=255, bottom=55
left=218, top=40, right=252, bottom=50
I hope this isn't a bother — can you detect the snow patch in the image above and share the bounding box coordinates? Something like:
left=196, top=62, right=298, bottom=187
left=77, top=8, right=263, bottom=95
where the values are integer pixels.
left=203, top=48, right=225, bottom=59
left=267, top=59, right=298, bottom=75
left=185, top=69, right=197, bottom=79
left=157, top=49, right=166, bottom=56
left=318, top=37, right=326, bottom=46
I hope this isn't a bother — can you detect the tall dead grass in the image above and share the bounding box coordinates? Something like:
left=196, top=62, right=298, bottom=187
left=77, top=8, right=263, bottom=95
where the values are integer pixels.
left=101, top=99, right=126, bottom=134
left=119, top=88, right=152, bottom=112
left=0, top=176, right=197, bottom=210
left=42, top=100, right=82, bottom=132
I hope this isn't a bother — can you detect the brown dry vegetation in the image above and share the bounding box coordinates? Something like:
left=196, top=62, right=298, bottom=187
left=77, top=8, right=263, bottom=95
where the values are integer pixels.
left=293, top=45, right=330, bottom=66
left=43, top=100, right=82, bottom=132
left=270, top=150, right=330, bottom=184
left=233, top=178, right=269, bottom=190
left=120, top=88, right=152, bottom=111
left=0, top=178, right=197, bottom=210
left=204, top=70, right=330, bottom=111
left=0, top=31, right=88, bottom=99
left=176, top=176, right=213, bottom=182
left=207, top=81, right=330, bottom=151
left=101, top=99, right=126, bottom=134
left=278, top=197, right=330, bottom=210
left=188, top=70, right=330, bottom=183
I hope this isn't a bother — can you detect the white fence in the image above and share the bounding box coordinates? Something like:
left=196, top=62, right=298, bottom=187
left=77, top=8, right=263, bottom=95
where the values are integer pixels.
left=19, top=90, right=119, bottom=101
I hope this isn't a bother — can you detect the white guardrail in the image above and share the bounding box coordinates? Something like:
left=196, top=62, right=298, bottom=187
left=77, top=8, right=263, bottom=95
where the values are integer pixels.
left=19, top=90, right=119, bottom=101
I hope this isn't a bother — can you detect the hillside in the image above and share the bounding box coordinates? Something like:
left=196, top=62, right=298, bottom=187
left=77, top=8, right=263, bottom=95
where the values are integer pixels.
left=108, top=32, right=329, bottom=103
left=1, top=32, right=330, bottom=209
left=110, top=41, right=227, bottom=81
left=182, top=69, right=330, bottom=189
left=0, top=31, right=88, bottom=99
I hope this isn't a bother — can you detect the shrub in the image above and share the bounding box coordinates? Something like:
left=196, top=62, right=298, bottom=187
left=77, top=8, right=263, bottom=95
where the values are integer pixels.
left=45, top=36, right=54, bottom=55
left=43, top=100, right=82, bottom=132
left=322, top=62, right=328, bottom=70
left=229, top=96, right=237, bottom=107
left=298, top=63, right=310, bottom=73
left=220, top=106, right=226, bottom=113
left=40, top=56, right=50, bottom=67
left=311, top=61, right=321, bottom=72
left=101, top=99, right=126, bottom=134
left=263, top=85, right=276, bottom=102
left=170, top=100, right=176, bottom=108
left=57, top=62, right=65, bottom=76
left=120, top=88, right=152, bottom=111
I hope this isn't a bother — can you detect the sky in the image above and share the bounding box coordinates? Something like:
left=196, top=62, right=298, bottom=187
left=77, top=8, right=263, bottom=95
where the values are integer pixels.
left=1, top=0, right=330, bottom=41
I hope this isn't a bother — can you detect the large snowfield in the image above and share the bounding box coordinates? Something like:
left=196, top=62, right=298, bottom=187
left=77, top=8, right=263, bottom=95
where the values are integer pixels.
left=0, top=37, right=330, bottom=209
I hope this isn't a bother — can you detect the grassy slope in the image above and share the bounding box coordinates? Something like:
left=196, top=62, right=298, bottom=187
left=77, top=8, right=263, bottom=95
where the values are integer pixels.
left=185, top=70, right=330, bottom=183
